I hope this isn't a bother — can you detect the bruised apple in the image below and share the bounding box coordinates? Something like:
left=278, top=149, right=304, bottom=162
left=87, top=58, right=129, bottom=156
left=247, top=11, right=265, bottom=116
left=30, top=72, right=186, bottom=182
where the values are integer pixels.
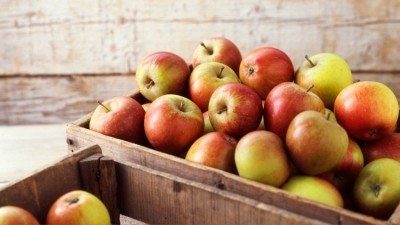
left=185, top=132, right=237, bottom=173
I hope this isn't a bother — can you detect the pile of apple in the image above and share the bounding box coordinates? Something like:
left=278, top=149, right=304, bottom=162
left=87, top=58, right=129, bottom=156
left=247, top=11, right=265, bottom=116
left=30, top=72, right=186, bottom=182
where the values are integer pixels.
left=0, top=190, right=110, bottom=225
left=89, top=37, right=400, bottom=220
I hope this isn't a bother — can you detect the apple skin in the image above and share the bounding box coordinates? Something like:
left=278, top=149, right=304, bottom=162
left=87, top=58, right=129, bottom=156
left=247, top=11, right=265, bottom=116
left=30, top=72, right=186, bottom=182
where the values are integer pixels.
left=185, top=132, right=237, bottom=173
left=235, top=130, right=290, bottom=187
left=282, top=175, right=344, bottom=208
left=319, top=137, right=364, bottom=192
left=0, top=206, right=40, bottom=225
left=239, top=47, right=294, bottom=99
left=353, top=158, right=400, bottom=219
left=361, top=132, right=400, bottom=164
left=144, top=94, right=204, bottom=155
left=89, top=96, right=146, bottom=144
left=189, top=61, right=240, bottom=112
left=208, top=83, right=263, bottom=139
left=264, top=82, right=325, bottom=141
left=192, top=37, right=242, bottom=74
left=294, top=53, right=353, bottom=109
left=136, top=51, right=191, bottom=101
left=334, top=81, right=399, bottom=141
left=286, top=110, right=348, bottom=175
left=46, top=190, right=110, bottom=225
left=203, top=111, right=215, bottom=134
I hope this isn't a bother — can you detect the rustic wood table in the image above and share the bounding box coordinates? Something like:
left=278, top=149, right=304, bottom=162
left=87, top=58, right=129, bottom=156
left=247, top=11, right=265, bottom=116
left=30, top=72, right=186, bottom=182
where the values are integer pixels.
left=0, top=124, right=69, bottom=188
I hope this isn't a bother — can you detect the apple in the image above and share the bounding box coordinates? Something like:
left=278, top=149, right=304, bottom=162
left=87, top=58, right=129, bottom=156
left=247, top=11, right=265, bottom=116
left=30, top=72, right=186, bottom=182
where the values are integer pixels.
left=324, top=108, right=337, bottom=122
left=286, top=110, right=348, bottom=175
left=334, top=81, right=399, bottom=141
left=264, top=82, right=325, bottom=141
left=294, top=53, right=353, bottom=109
left=208, top=83, right=263, bottom=138
left=239, top=47, right=294, bottom=99
left=89, top=96, right=146, bottom=144
left=203, top=111, right=215, bottom=134
left=361, top=132, right=400, bottom=164
left=353, top=158, right=400, bottom=219
left=282, top=175, right=344, bottom=208
left=46, top=190, right=110, bottom=225
left=319, top=137, right=364, bottom=191
left=185, top=132, right=237, bottom=173
left=136, top=51, right=191, bottom=101
left=189, top=61, right=240, bottom=112
left=191, top=37, right=242, bottom=73
left=0, top=205, right=40, bottom=225
left=235, top=130, right=290, bottom=187
left=144, top=94, right=204, bottom=155
left=141, top=102, right=152, bottom=112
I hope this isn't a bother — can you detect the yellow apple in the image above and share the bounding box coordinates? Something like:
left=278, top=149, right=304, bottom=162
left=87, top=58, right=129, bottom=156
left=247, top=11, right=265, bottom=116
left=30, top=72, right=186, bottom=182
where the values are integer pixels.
left=294, top=53, right=353, bottom=109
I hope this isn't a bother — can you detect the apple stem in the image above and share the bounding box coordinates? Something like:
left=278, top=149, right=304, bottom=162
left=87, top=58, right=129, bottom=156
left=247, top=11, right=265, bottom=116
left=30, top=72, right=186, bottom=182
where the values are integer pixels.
left=326, top=111, right=332, bottom=121
left=179, top=101, right=185, bottom=112
left=306, top=84, right=315, bottom=92
left=97, top=101, right=110, bottom=112
left=305, top=55, right=315, bottom=67
left=201, top=42, right=213, bottom=55
left=217, top=66, right=225, bottom=78
left=146, top=80, right=155, bottom=89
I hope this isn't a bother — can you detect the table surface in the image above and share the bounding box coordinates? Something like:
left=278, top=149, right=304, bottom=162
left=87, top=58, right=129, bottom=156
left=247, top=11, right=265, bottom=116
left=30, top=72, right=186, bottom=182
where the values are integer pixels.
left=0, top=124, right=69, bottom=189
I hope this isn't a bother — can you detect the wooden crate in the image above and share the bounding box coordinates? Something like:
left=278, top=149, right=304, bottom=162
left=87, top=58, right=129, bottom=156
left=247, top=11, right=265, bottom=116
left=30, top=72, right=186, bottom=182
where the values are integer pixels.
left=65, top=90, right=400, bottom=225
left=1, top=144, right=331, bottom=225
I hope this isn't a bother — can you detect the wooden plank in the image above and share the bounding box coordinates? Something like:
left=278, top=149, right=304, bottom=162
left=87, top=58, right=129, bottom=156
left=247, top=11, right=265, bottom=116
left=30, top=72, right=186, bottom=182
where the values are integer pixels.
left=0, top=144, right=101, bottom=223
left=66, top=121, right=389, bottom=225
left=115, top=160, right=327, bottom=225
left=1, top=72, right=399, bottom=125
left=1, top=0, right=400, bottom=75
left=0, top=74, right=136, bottom=125
left=79, top=153, right=120, bottom=224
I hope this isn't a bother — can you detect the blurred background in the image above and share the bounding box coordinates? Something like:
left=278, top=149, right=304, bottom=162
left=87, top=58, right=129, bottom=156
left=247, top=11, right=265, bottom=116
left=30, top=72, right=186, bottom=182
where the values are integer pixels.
left=1, top=0, right=399, bottom=125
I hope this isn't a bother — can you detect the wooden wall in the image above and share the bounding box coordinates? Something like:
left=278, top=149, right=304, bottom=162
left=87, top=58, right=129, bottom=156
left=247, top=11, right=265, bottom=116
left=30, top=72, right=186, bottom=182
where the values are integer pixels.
left=1, top=0, right=400, bottom=125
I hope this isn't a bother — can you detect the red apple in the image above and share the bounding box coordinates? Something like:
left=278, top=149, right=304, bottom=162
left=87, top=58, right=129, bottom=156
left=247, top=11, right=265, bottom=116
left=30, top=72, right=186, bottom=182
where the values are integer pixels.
left=239, top=47, right=294, bottom=99
left=192, top=37, right=242, bottom=73
left=334, top=81, right=399, bottom=141
left=361, top=132, right=400, bottom=164
left=0, top=206, right=40, bottom=225
left=144, top=94, right=204, bottom=155
left=208, top=83, right=263, bottom=138
left=89, top=96, right=146, bottom=144
left=264, top=82, right=325, bottom=141
left=185, top=132, right=237, bottom=173
left=189, top=61, right=240, bottom=112
left=235, top=130, right=291, bottom=187
left=46, top=190, right=110, bottom=225
left=353, top=158, right=400, bottom=219
left=286, top=110, right=348, bottom=175
left=136, top=51, right=191, bottom=101
left=319, top=137, right=364, bottom=191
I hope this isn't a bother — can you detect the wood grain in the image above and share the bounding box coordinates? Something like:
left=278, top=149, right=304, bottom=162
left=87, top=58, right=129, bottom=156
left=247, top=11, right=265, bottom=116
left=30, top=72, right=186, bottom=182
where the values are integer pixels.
left=1, top=0, right=399, bottom=75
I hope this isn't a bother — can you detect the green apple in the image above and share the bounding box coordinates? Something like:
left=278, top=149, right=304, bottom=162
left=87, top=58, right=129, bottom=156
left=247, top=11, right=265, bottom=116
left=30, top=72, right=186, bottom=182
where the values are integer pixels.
left=282, top=175, right=344, bottom=208
left=189, top=61, right=240, bottom=112
left=136, top=51, right=191, bottom=102
left=235, top=130, right=290, bottom=187
left=294, top=53, right=353, bottom=109
left=353, top=158, right=400, bottom=219
left=286, top=110, right=348, bottom=175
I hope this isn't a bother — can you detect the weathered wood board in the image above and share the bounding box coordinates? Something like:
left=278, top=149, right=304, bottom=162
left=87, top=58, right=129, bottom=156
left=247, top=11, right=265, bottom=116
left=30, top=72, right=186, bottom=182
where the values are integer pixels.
left=1, top=0, right=400, bottom=124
